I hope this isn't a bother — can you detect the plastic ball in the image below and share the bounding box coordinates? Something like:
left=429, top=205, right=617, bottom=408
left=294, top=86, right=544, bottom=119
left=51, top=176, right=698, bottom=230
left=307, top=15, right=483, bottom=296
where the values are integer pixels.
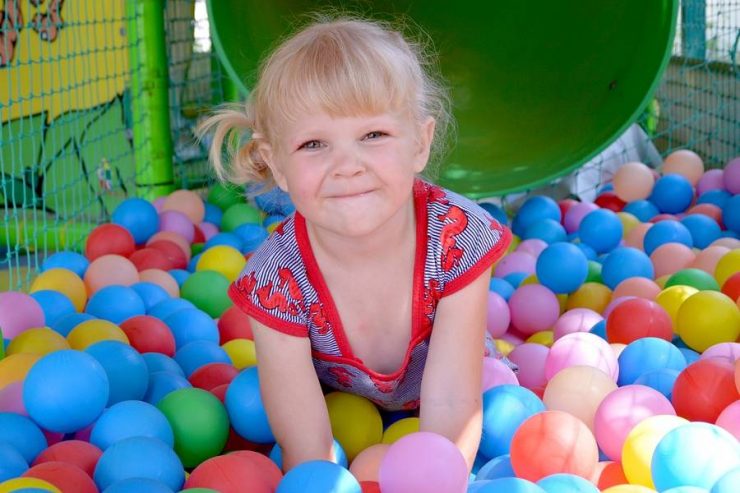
left=722, top=156, right=740, bottom=192
left=183, top=454, right=276, bottom=493
left=692, top=245, right=731, bottom=278
left=650, top=174, right=694, bottom=213
left=23, top=350, right=109, bottom=434
left=650, top=243, right=696, bottom=279
left=349, top=444, right=389, bottom=483
left=715, top=249, right=740, bottom=287
left=613, top=162, right=656, bottom=202
left=278, top=460, right=359, bottom=493
left=672, top=358, right=738, bottom=423
left=475, top=454, right=515, bottom=480
left=663, top=150, right=704, bottom=185
left=41, top=251, right=89, bottom=278
left=159, top=210, right=195, bottom=243
left=612, top=277, right=661, bottom=301
left=90, top=400, right=173, bottom=452
left=180, top=271, right=232, bottom=318
left=0, top=412, right=48, bottom=464
left=208, top=183, right=245, bottom=212
left=112, top=198, right=160, bottom=245
left=562, top=202, right=597, bottom=234
left=578, top=209, right=623, bottom=254
left=536, top=243, right=588, bottom=294
left=601, top=248, right=654, bottom=290
left=217, top=305, right=253, bottom=343
left=643, top=221, right=692, bottom=257
left=85, top=285, right=145, bottom=324
left=594, top=192, right=626, bottom=212
left=83, top=255, right=139, bottom=294
left=66, top=319, right=129, bottom=350
left=712, top=467, right=740, bottom=493
left=485, top=291, right=510, bottom=338
left=621, top=414, right=689, bottom=488
left=523, top=218, right=566, bottom=244
left=174, top=340, right=231, bottom=378
left=721, top=271, right=740, bottom=301
left=221, top=203, right=262, bottom=232
left=23, top=461, right=98, bottom=493
left=143, top=370, right=191, bottom=405
left=479, top=384, right=546, bottom=459
left=85, top=340, right=148, bottom=405
left=700, top=341, right=740, bottom=362
left=512, top=196, right=562, bottom=238
left=233, top=223, right=269, bottom=254
left=545, top=332, right=618, bottom=381
left=146, top=231, right=191, bottom=260
left=542, top=365, right=617, bottom=432
left=137, top=269, right=180, bottom=298
left=119, top=315, right=175, bottom=356
left=381, top=417, right=420, bottom=445
left=6, top=328, right=67, bottom=357
left=536, top=473, right=599, bottom=493
left=493, top=251, right=536, bottom=278
left=31, top=440, right=101, bottom=477
left=163, top=308, right=219, bottom=349
left=128, top=247, right=174, bottom=271
left=722, top=194, right=740, bottom=234
left=715, top=400, right=740, bottom=440
left=0, top=442, right=29, bottom=483
left=681, top=214, right=722, bottom=249
left=623, top=200, right=660, bottom=223
left=162, top=190, right=205, bottom=224
left=606, top=298, right=673, bottom=344
left=655, top=285, right=699, bottom=329
left=509, top=284, right=560, bottom=335
left=30, top=268, right=87, bottom=312
left=565, top=282, right=612, bottom=314
left=28, top=290, right=75, bottom=329
left=221, top=338, right=256, bottom=369
left=85, top=224, right=136, bottom=261
left=101, top=478, right=176, bottom=493
left=0, top=353, right=40, bottom=389
left=324, top=392, right=383, bottom=462
left=506, top=343, right=548, bottom=393
left=698, top=188, right=731, bottom=208
left=189, top=362, right=239, bottom=391
left=617, top=337, right=686, bottom=385
left=196, top=245, right=246, bottom=283
left=224, top=367, right=274, bottom=443
left=131, top=281, right=170, bottom=312
left=676, top=291, right=739, bottom=352
left=0, top=477, right=61, bottom=492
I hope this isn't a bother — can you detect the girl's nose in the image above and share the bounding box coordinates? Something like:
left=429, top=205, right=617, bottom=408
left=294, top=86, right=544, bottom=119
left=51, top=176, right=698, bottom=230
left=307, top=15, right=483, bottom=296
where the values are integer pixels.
left=330, top=145, right=365, bottom=177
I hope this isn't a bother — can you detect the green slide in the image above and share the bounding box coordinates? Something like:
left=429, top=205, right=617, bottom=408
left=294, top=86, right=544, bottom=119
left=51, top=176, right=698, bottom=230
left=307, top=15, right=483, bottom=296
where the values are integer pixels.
left=207, top=1, right=677, bottom=198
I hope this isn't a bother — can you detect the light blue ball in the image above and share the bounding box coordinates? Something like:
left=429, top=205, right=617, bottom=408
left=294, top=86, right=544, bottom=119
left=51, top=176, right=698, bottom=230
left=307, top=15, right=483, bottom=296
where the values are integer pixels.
left=681, top=214, right=722, bottom=248
left=662, top=486, right=709, bottom=493
left=148, top=298, right=194, bottom=320
left=142, top=353, right=184, bottom=377
left=722, top=194, right=740, bottom=234
left=468, top=481, right=494, bottom=493
left=697, top=189, right=731, bottom=208
left=523, top=218, right=567, bottom=244
left=93, top=436, right=184, bottom=492
left=90, top=400, right=174, bottom=451
left=575, top=242, right=597, bottom=261
left=203, top=202, right=223, bottom=227
left=187, top=253, right=202, bottom=273
left=270, top=439, right=348, bottom=469
left=233, top=223, right=269, bottom=253
left=711, top=466, right=740, bottom=493
left=174, top=340, right=231, bottom=378
left=679, top=347, right=701, bottom=365
left=623, top=200, right=660, bottom=222
left=476, top=477, right=546, bottom=493
left=225, top=367, right=274, bottom=443
left=41, top=251, right=89, bottom=277
left=132, top=282, right=170, bottom=311
left=143, top=371, right=191, bottom=405
left=102, top=478, right=175, bottom=493
left=0, top=442, right=28, bottom=482
left=163, top=308, right=219, bottom=349
left=85, top=285, right=146, bottom=325
left=29, top=289, right=75, bottom=327
left=634, top=369, right=680, bottom=400
left=578, top=209, right=623, bottom=254
left=476, top=454, right=515, bottom=480
left=479, top=385, right=546, bottom=459
left=167, top=269, right=190, bottom=287
left=512, top=196, right=561, bottom=237
left=204, top=232, right=243, bottom=252
left=86, top=341, right=149, bottom=405
left=276, top=460, right=360, bottom=493
left=650, top=174, right=694, bottom=213
left=537, top=473, right=599, bottom=493
left=643, top=220, right=694, bottom=255
left=601, top=247, right=654, bottom=290
left=489, top=278, right=515, bottom=301
left=536, top=242, right=588, bottom=294
left=652, top=423, right=740, bottom=491
left=112, top=198, right=159, bottom=245
left=503, top=272, right=528, bottom=288
left=617, top=337, right=686, bottom=386
left=52, top=312, right=95, bottom=337
left=0, top=413, right=47, bottom=463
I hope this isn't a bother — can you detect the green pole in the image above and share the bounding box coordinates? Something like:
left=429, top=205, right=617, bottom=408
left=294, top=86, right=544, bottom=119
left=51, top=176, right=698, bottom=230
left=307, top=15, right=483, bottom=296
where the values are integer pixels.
left=0, top=221, right=94, bottom=253
left=127, top=0, right=175, bottom=200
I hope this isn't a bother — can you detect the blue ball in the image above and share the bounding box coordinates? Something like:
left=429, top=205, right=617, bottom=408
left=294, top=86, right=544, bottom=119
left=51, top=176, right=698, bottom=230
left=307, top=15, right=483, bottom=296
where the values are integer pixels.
left=512, top=196, right=561, bottom=237
left=536, top=242, right=588, bottom=294
left=476, top=454, right=515, bottom=480
left=503, top=272, right=528, bottom=288
left=479, top=202, right=509, bottom=226
left=276, top=460, right=360, bottom=493
left=188, top=253, right=202, bottom=273
left=679, top=347, right=701, bottom=365
left=254, top=186, right=295, bottom=216
left=112, top=198, right=159, bottom=245
left=142, top=353, right=185, bottom=377
left=132, top=282, right=170, bottom=311
left=721, top=229, right=739, bottom=239
left=468, top=481, right=494, bottom=493
left=489, top=278, right=515, bottom=301
left=23, top=350, right=109, bottom=433
left=575, top=242, right=597, bottom=261
left=102, top=478, right=175, bottom=493
left=0, top=442, right=28, bottom=482
left=650, top=174, right=694, bottom=213
left=476, top=477, right=546, bottom=493
left=143, top=371, right=191, bottom=405
left=697, top=189, right=731, bottom=208
left=263, top=214, right=285, bottom=229
left=225, top=367, right=274, bottom=443
left=681, top=214, right=722, bottom=249
left=601, top=247, right=655, bottom=290
left=93, top=436, right=184, bottom=492
left=174, top=340, right=231, bottom=377
left=270, top=439, right=348, bottom=470
left=52, top=312, right=95, bottom=337
left=643, top=220, right=693, bottom=255
left=480, top=385, right=546, bottom=459
left=712, top=467, right=740, bottom=493
left=85, top=285, right=146, bottom=324
left=203, top=202, right=223, bottom=227
left=623, top=200, right=660, bottom=222
left=537, top=473, right=599, bottom=493
left=90, top=400, right=174, bottom=451
left=167, top=269, right=190, bottom=287
left=523, top=218, right=567, bottom=244
left=722, top=194, right=740, bottom=234
left=578, top=209, right=623, bottom=254
left=204, top=232, right=244, bottom=251
left=616, top=337, right=686, bottom=386
left=148, top=298, right=195, bottom=320
left=163, top=308, right=219, bottom=349
left=634, top=369, right=680, bottom=400
left=589, top=320, right=607, bottom=339
left=41, top=251, right=89, bottom=277
left=30, top=290, right=75, bottom=327
left=0, top=413, right=47, bottom=463
left=86, top=341, right=149, bottom=405
left=233, top=223, right=269, bottom=253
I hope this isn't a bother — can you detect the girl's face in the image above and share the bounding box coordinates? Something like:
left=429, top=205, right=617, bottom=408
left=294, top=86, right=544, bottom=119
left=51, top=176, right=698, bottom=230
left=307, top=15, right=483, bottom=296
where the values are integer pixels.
left=260, top=110, right=435, bottom=239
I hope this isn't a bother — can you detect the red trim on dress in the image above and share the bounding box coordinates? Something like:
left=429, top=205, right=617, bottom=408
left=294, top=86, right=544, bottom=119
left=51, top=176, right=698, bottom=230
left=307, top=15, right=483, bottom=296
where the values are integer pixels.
left=227, top=284, right=309, bottom=337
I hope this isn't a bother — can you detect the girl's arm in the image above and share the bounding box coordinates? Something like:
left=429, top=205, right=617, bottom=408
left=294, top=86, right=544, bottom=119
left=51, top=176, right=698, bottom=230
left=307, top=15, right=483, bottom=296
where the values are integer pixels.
left=249, top=317, right=335, bottom=472
left=419, top=269, right=489, bottom=472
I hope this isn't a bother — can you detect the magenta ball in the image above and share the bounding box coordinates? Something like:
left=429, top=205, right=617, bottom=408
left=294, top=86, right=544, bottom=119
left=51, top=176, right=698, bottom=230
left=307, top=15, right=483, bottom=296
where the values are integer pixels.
left=593, top=384, right=676, bottom=461
left=700, top=342, right=740, bottom=363
left=0, top=291, right=46, bottom=339
left=158, top=210, right=195, bottom=243
left=508, top=284, right=560, bottom=335
left=199, top=222, right=219, bottom=241
left=563, top=202, right=599, bottom=233
left=481, top=357, right=519, bottom=393
left=493, top=251, right=536, bottom=278
left=507, top=343, right=549, bottom=392
left=723, top=157, right=740, bottom=194
left=552, top=308, right=604, bottom=341
left=379, top=432, right=468, bottom=493
left=696, top=169, right=725, bottom=196
left=516, top=239, right=548, bottom=258
left=545, top=332, right=618, bottom=381
left=486, top=291, right=511, bottom=338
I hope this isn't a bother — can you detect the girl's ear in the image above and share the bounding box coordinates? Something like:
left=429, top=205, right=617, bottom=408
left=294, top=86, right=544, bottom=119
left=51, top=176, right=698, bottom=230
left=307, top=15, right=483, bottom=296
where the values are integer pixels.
left=258, top=141, right=289, bottom=192
left=413, top=116, right=436, bottom=174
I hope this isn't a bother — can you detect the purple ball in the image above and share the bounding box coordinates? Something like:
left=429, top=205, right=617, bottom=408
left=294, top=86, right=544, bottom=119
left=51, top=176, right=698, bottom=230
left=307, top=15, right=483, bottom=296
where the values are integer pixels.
left=493, top=251, right=536, bottom=278
left=696, top=169, right=725, bottom=196
left=563, top=202, right=599, bottom=233
left=158, top=210, right=195, bottom=243
left=723, top=157, right=740, bottom=194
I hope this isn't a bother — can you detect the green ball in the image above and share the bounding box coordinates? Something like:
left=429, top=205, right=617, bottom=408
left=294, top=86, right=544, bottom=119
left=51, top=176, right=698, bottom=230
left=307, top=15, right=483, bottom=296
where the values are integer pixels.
left=585, top=260, right=603, bottom=284
left=207, top=183, right=244, bottom=212
left=191, top=242, right=205, bottom=257
left=221, top=203, right=262, bottom=232
left=156, top=388, right=230, bottom=468
left=181, top=270, right=233, bottom=318
left=665, top=268, right=721, bottom=292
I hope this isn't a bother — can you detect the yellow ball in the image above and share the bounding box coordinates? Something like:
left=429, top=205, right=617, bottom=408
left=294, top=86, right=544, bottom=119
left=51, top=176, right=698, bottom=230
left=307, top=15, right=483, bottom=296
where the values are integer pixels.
left=494, top=338, right=516, bottom=357
left=617, top=211, right=640, bottom=236
left=622, top=414, right=688, bottom=489
left=0, top=477, right=61, bottom=493
left=526, top=330, right=554, bottom=347
left=0, top=353, right=40, bottom=389
left=556, top=293, right=568, bottom=314
left=222, top=339, right=257, bottom=369
left=325, top=391, right=383, bottom=462
left=676, top=290, right=740, bottom=352
left=715, top=249, right=740, bottom=287
left=30, top=268, right=87, bottom=312
left=381, top=417, right=420, bottom=444
left=67, top=319, right=129, bottom=350
left=655, top=285, right=698, bottom=331
left=508, top=235, right=521, bottom=253
left=196, top=245, right=246, bottom=282
left=566, top=282, right=612, bottom=314
left=601, top=486, right=656, bottom=493
left=7, top=328, right=69, bottom=356
left=520, top=274, right=539, bottom=286
left=654, top=274, right=671, bottom=289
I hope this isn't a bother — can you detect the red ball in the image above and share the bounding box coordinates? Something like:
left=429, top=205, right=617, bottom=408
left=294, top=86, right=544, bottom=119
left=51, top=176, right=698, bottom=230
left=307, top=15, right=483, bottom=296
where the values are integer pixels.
left=361, top=481, right=382, bottom=493
left=85, top=224, right=136, bottom=261
left=119, top=315, right=176, bottom=356
left=148, top=239, right=188, bottom=270
left=223, top=428, right=273, bottom=455
left=606, top=298, right=673, bottom=344
left=672, top=358, right=739, bottom=423
left=218, top=305, right=253, bottom=343
left=23, top=462, right=97, bottom=493
left=594, top=192, right=626, bottom=212
left=229, top=450, right=283, bottom=489
left=210, top=383, right=228, bottom=403
left=184, top=454, right=273, bottom=493
left=128, top=247, right=173, bottom=271
left=31, top=440, right=102, bottom=476
left=721, top=272, right=740, bottom=302
left=189, top=362, right=239, bottom=391
left=193, top=224, right=206, bottom=244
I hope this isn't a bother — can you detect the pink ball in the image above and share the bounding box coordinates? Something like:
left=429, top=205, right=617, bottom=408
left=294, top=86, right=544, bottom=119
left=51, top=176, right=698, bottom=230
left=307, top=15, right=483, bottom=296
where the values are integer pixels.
left=723, top=157, right=740, bottom=194
left=690, top=245, right=730, bottom=275
left=696, top=169, right=725, bottom=196
left=545, top=332, right=618, bottom=381
left=613, top=162, right=656, bottom=202
left=0, top=381, right=26, bottom=414
left=199, top=222, right=219, bottom=241
left=623, top=222, right=653, bottom=250
left=379, top=432, right=468, bottom=493
left=700, top=342, right=740, bottom=363
left=716, top=400, right=740, bottom=440
left=507, top=343, right=549, bottom=393
left=486, top=291, right=511, bottom=338
left=564, top=202, right=599, bottom=233
left=158, top=210, right=195, bottom=243
left=650, top=243, right=697, bottom=278
left=0, top=291, right=46, bottom=339
left=593, top=384, right=676, bottom=461
left=612, top=277, right=661, bottom=301
left=509, top=284, right=560, bottom=335
left=602, top=296, right=636, bottom=319
left=493, top=251, right=536, bottom=278
left=481, top=356, right=519, bottom=393
left=552, top=308, right=603, bottom=341
left=516, top=239, right=548, bottom=258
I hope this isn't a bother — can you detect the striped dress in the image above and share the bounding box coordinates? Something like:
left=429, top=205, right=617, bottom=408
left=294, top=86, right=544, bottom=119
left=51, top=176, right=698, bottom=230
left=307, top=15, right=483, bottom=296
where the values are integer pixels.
left=229, top=179, right=512, bottom=410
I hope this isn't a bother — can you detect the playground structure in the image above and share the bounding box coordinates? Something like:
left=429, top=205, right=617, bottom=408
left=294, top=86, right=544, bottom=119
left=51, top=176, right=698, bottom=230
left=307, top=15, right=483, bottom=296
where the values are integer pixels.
left=1, top=0, right=738, bottom=291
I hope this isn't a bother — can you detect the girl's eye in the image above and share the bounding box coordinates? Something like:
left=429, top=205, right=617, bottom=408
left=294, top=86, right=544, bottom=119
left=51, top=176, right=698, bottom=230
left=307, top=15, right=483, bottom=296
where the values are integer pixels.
left=299, top=140, right=322, bottom=150
left=364, top=131, right=387, bottom=140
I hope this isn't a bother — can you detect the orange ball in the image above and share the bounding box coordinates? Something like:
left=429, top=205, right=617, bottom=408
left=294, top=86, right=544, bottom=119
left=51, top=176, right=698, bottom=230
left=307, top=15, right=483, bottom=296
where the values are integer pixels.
left=650, top=243, right=696, bottom=278
left=83, top=254, right=139, bottom=294
left=663, top=149, right=704, bottom=186
left=613, top=162, right=655, bottom=202
left=623, top=223, right=652, bottom=251
left=162, top=190, right=206, bottom=224
left=139, top=269, right=180, bottom=298
left=349, top=443, right=390, bottom=482
left=612, top=277, right=661, bottom=301
left=591, top=461, right=628, bottom=490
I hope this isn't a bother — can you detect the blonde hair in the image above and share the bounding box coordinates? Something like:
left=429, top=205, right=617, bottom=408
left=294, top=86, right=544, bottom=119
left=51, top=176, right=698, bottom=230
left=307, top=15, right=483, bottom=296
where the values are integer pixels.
left=198, top=14, right=454, bottom=188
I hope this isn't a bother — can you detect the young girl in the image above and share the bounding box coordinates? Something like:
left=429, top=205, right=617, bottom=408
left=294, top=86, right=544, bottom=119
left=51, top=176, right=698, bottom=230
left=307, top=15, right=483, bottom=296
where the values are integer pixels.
left=199, top=16, right=512, bottom=472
